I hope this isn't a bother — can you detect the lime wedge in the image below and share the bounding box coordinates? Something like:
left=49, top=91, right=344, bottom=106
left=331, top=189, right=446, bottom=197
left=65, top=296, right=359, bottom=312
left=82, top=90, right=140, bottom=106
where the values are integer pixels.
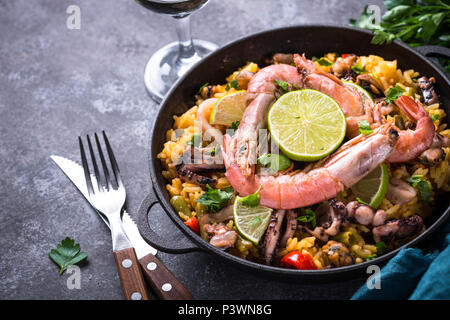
left=351, top=163, right=389, bottom=209
left=343, top=81, right=374, bottom=104
left=268, top=89, right=346, bottom=161
left=210, top=90, right=247, bottom=126
left=233, top=196, right=272, bottom=245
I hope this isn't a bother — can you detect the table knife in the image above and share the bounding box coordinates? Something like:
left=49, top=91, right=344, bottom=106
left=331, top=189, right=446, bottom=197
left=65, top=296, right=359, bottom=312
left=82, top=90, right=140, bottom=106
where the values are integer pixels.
left=51, top=155, right=194, bottom=300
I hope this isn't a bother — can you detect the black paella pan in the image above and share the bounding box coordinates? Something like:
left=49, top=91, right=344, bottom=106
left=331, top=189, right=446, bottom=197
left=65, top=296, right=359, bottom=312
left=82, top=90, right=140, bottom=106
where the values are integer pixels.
left=138, top=25, right=450, bottom=280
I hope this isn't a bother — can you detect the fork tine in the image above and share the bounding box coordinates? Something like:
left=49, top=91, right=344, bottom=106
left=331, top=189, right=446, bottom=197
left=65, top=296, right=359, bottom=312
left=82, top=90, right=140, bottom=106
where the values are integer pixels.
left=95, top=132, right=113, bottom=190
left=102, top=131, right=123, bottom=188
left=79, top=137, right=94, bottom=196
left=87, top=135, right=101, bottom=192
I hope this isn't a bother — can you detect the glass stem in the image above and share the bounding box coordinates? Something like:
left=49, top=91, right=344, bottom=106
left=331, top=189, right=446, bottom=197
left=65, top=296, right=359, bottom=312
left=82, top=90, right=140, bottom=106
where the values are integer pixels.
left=173, top=15, right=197, bottom=62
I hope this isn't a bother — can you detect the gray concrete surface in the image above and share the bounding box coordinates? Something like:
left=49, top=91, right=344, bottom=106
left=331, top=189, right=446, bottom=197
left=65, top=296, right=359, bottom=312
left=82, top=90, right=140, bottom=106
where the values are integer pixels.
left=0, top=0, right=386, bottom=299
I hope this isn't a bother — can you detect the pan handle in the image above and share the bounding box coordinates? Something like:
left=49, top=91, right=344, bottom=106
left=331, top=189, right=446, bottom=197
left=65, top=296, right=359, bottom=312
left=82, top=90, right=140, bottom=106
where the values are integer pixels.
left=137, top=188, right=202, bottom=253
left=414, top=45, right=450, bottom=59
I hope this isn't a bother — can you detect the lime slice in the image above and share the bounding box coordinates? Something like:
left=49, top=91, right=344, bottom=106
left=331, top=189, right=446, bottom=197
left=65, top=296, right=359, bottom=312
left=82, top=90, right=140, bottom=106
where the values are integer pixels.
left=268, top=89, right=346, bottom=161
left=343, top=81, right=374, bottom=104
left=210, top=90, right=247, bottom=126
left=233, top=196, right=273, bottom=245
left=351, top=163, right=389, bottom=209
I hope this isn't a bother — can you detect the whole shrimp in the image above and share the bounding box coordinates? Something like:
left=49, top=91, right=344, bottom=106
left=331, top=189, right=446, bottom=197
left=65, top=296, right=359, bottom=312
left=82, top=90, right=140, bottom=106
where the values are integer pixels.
left=294, top=54, right=435, bottom=162
left=226, top=64, right=304, bottom=177
left=385, top=95, right=435, bottom=162
left=196, top=98, right=223, bottom=145
left=222, top=63, right=399, bottom=209
left=294, top=54, right=372, bottom=137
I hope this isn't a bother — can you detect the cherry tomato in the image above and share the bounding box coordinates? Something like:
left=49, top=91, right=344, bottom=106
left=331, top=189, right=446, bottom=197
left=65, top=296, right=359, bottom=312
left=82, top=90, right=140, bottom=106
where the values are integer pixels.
left=281, top=251, right=317, bottom=270
left=341, top=53, right=350, bottom=58
left=184, top=217, right=200, bottom=234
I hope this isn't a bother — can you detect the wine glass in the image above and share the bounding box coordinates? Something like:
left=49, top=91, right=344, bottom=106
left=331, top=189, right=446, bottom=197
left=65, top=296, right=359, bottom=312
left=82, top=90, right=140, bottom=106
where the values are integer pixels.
left=135, top=0, right=218, bottom=103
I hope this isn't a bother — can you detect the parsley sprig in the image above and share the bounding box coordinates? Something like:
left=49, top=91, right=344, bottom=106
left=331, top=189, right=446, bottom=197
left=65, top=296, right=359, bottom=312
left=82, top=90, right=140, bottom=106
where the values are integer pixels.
left=297, top=209, right=317, bottom=228
left=358, top=120, right=373, bottom=135
left=350, top=0, right=450, bottom=72
left=239, top=185, right=262, bottom=207
left=196, top=185, right=234, bottom=213
left=407, top=175, right=432, bottom=202
left=49, top=237, right=88, bottom=275
left=385, top=85, right=405, bottom=104
left=257, top=153, right=292, bottom=174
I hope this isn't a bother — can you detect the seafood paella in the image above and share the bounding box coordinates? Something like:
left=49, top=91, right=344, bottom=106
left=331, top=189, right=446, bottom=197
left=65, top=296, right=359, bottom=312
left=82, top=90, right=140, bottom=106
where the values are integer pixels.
left=157, top=52, right=450, bottom=270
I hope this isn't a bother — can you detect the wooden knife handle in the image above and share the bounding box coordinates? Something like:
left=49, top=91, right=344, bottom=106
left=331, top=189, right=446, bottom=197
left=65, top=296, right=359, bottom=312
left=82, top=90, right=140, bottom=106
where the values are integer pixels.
left=113, top=247, right=150, bottom=300
left=138, top=254, right=194, bottom=300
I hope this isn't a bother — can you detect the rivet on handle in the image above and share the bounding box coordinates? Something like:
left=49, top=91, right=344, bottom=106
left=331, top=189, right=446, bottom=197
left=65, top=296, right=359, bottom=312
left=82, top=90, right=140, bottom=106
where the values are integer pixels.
left=147, top=262, right=157, bottom=271
left=162, top=283, right=172, bottom=292
left=131, top=292, right=142, bottom=300
left=122, top=259, right=132, bottom=268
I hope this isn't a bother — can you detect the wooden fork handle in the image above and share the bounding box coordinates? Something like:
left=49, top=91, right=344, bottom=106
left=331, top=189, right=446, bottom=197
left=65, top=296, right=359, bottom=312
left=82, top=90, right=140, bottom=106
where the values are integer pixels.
left=113, top=247, right=150, bottom=300
left=138, top=253, right=194, bottom=300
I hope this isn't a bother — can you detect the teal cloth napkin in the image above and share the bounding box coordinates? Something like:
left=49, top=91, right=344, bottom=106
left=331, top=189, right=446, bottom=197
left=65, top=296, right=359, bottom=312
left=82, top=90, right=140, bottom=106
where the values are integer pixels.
left=351, top=221, right=450, bottom=300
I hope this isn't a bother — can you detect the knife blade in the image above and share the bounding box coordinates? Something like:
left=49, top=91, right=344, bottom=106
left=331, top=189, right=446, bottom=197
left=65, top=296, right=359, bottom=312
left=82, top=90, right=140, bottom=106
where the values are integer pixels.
left=50, top=155, right=157, bottom=256
left=51, top=154, right=194, bottom=299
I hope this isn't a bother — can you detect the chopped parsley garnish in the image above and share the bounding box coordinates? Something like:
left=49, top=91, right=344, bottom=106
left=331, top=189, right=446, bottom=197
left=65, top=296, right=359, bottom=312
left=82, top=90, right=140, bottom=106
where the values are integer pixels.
left=239, top=185, right=262, bottom=207
left=358, top=120, right=373, bottom=135
left=376, top=241, right=386, bottom=255
left=365, top=254, right=377, bottom=261
left=230, top=120, right=240, bottom=130
left=274, top=79, right=290, bottom=93
left=196, top=185, right=234, bottom=213
left=206, top=144, right=219, bottom=156
left=356, top=197, right=370, bottom=206
left=312, top=56, right=333, bottom=67
left=226, top=79, right=239, bottom=91
left=49, top=237, right=88, bottom=275
left=186, top=133, right=202, bottom=147
left=257, top=153, right=291, bottom=174
left=197, top=83, right=209, bottom=94
left=297, top=209, right=317, bottom=228
left=351, top=63, right=368, bottom=74
left=431, top=114, right=441, bottom=122
left=406, top=175, right=431, bottom=202
left=385, top=85, right=405, bottom=104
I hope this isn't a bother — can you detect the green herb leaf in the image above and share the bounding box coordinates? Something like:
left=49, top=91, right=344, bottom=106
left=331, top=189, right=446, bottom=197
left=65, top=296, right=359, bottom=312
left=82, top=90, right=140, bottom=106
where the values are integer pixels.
left=407, top=175, right=431, bottom=202
left=274, top=79, right=290, bottom=93
left=376, top=241, right=387, bottom=255
left=197, top=83, right=209, bottom=95
left=431, top=114, right=441, bottom=122
left=257, top=153, right=292, bottom=174
left=365, top=254, right=378, bottom=261
left=239, top=185, right=262, bottom=207
left=49, top=237, right=88, bottom=275
left=385, top=85, right=405, bottom=104
left=351, top=63, right=369, bottom=74
left=356, top=197, right=371, bottom=206
left=297, top=209, right=317, bottom=228
left=226, top=79, right=239, bottom=91
left=315, top=57, right=333, bottom=66
left=196, top=185, right=234, bottom=213
left=230, top=120, right=240, bottom=130
left=358, top=120, right=373, bottom=135
left=186, top=133, right=202, bottom=147
left=349, top=1, right=450, bottom=71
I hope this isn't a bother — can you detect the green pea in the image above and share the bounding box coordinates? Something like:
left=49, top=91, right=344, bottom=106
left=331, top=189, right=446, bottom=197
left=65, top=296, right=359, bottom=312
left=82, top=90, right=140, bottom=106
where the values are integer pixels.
left=170, top=196, right=191, bottom=217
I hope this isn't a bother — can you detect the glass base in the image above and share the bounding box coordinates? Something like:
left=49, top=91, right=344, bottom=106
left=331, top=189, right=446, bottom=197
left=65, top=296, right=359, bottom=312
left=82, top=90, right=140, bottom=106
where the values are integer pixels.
left=144, top=39, right=218, bottom=103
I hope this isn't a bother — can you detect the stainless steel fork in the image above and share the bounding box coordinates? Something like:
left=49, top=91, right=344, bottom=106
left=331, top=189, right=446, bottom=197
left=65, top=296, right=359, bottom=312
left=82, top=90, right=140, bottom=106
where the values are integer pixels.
left=79, top=131, right=149, bottom=300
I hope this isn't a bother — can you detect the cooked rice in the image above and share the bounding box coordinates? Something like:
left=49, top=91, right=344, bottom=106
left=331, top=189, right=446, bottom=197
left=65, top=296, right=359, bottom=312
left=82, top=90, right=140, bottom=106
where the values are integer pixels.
left=157, top=54, right=450, bottom=269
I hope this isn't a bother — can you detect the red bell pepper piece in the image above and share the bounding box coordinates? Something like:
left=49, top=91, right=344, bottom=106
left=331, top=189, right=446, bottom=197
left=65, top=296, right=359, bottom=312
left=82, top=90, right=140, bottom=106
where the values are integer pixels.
left=185, top=217, right=200, bottom=234
left=281, top=251, right=317, bottom=270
